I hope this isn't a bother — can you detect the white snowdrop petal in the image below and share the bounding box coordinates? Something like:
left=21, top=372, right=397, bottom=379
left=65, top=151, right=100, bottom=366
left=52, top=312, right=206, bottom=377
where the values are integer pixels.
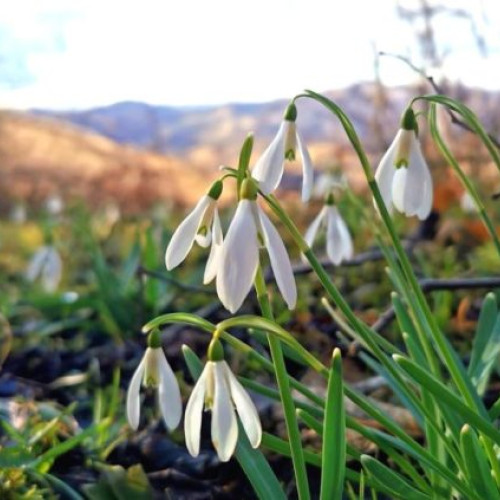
left=212, top=362, right=238, bottom=462
left=335, top=210, right=354, bottom=261
left=157, top=349, right=182, bottom=431
left=203, top=210, right=224, bottom=285
left=325, top=207, right=344, bottom=266
left=224, top=362, right=262, bottom=448
left=185, top=364, right=210, bottom=457
left=26, top=246, right=50, bottom=282
left=216, top=201, right=259, bottom=313
left=374, top=131, right=403, bottom=213
left=259, top=208, right=297, bottom=310
left=296, top=131, right=314, bottom=202
left=126, top=356, right=146, bottom=430
left=304, top=206, right=327, bottom=248
left=165, top=195, right=212, bottom=270
left=391, top=168, right=408, bottom=215
left=408, top=138, right=433, bottom=220
left=252, top=122, right=287, bottom=194
left=42, top=248, right=62, bottom=292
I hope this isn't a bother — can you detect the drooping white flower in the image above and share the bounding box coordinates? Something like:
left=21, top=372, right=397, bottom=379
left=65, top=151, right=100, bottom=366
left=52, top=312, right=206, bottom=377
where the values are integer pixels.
left=460, top=191, right=478, bottom=214
left=26, top=245, right=62, bottom=292
left=216, top=180, right=296, bottom=313
left=184, top=356, right=262, bottom=462
left=305, top=201, right=353, bottom=265
left=312, top=171, right=347, bottom=199
left=126, top=333, right=182, bottom=432
left=252, top=103, right=314, bottom=202
left=45, top=195, right=64, bottom=216
left=374, top=108, right=433, bottom=220
left=165, top=181, right=224, bottom=284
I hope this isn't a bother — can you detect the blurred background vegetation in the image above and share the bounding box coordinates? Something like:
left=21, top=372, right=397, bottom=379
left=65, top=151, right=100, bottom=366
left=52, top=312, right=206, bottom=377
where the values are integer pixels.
left=1, top=0, right=500, bottom=497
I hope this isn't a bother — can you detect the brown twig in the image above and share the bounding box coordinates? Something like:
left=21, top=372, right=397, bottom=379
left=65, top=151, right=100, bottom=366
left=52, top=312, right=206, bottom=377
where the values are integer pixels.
left=347, top=275, right=500, bottom=355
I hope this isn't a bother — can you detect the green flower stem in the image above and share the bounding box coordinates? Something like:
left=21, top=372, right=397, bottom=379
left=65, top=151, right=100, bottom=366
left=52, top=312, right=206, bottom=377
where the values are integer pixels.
left=414, top=94, right=500, bottom=174
left=145, top=312, right=461, bottom=475
left=299, top=90, right=485, bottom=415
left=254, top=265, right=311, bottom=500
left=265, top=194, right=450, bottom=427
left=428, top=103, right=500, bottom=256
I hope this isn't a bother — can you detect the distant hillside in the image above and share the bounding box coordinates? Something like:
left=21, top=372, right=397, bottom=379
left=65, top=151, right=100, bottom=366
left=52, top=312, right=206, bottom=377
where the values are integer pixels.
left=4, top=82, right=500, bottom=213
left=0, top=111, right=212, bottom=212
left=35, top=82, right=500, bottom=173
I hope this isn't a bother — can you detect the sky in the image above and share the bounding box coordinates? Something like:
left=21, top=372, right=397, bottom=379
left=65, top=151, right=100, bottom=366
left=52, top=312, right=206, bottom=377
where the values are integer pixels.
left=1, top=0, right=500, bottom=110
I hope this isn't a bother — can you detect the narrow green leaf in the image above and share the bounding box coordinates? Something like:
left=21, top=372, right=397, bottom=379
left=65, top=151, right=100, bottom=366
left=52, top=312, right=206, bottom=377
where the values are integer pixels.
left=468, top=295, right=500, bottom=394
left=31, top=422, right=102, bottom=468
left=320, top=348, right=346, bottom=500
left=460, top=425, right=500, bottom=499
left=470, top=293, right=498, bottom=375
left=394, top=355, right=500, bottom=444
left=361, top=455, right=431, bottom=500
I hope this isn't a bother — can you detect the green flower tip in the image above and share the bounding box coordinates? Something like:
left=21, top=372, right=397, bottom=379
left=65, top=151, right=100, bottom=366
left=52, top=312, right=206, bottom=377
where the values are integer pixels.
left=208, top=337, right=224, bottom=362
left=283, top=102, right=297, bottom=122
left=208, top=180, right=223, bottom=200
left=241, top=133, right=254, bottom=155
left=325, top=192, right=335, bottom=205
left=147, top=329, right=162, bottom=348
left=400, top=107, right=417, bottom=132
left=332, top=347, right=342, bottom=362
left=460, top=424, right=471, bottom=435
left=240, top=178, right=259, bottom=200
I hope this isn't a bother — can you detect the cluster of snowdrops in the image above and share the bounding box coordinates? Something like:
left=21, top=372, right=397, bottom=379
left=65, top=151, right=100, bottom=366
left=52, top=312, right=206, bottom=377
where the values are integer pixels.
left=126, top=97, right=434, bottom=463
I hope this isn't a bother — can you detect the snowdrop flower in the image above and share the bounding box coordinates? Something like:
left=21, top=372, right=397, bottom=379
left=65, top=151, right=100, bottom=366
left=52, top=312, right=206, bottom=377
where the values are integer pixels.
left=252, top=103, right=314, bottom=202
left=305, top=195, right=353, bottom=265
left=45, top=195, right=64, bottom=216
left=165, top=180, right=224, bottom=284
left=126, top=330, right=182, bottom=431
left=312, top=171, right=347, bottom=199
left=26, top=245, right=62, bottom=292
left=374, top=108, right=433, bottom=220
left=216, top=179, right=296, bottom=313
left=184, top=338, right=262, bottom=462
left=460, top=191, right=478, bottom=214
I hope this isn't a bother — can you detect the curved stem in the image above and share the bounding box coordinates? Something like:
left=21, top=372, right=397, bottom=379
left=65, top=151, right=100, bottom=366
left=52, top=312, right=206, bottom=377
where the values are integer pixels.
left=428, top=103, right=500, bottom=256
left=297, top=90, right=485, bottom=415
left=254, top=265, right=311, bottom=500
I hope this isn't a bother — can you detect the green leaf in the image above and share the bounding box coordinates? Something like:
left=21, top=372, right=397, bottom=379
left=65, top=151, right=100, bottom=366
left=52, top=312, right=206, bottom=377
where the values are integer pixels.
left=31, top=422, right=102, bottom=469
left=468, top=294, right=500, bottom=394
left=460, top=425, right=500, bottom=500
left=361, top=455, right=431, bottom=500
left=181, top=345, right=286, bottom=500
left=320, top=348, right=346, bottom=500
left=119, top=236, right=141, bottom=290
left=394, top=355, right=500, bottom=444
left=84, top=464, right=153, bottom=500
left=0, top=446, right=34, bottom=467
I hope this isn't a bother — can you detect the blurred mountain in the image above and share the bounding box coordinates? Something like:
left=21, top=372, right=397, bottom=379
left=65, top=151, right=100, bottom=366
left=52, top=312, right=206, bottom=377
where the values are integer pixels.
left=35, top=81, right=500, bottom=169
left=3, top=82, right=500, bottom=212
left=35, top=83, right=411, bottom=166
left=0, top=111, right=211, bottom=212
